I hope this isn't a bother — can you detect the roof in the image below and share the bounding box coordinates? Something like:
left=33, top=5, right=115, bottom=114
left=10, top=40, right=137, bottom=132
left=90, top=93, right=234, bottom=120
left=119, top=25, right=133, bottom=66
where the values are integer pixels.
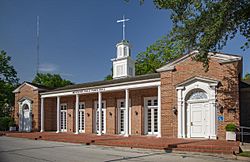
left=13, top=81, right=52, bottom=93
left=157, top=50, right=242, bottom=72
left=240, top=80, right=250, bottom=89
left=46, top=73, right=160, bottom=93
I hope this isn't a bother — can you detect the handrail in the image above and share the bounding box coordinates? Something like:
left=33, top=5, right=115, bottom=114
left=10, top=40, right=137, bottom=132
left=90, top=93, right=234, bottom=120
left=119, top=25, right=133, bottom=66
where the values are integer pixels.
left=238, top=126, right=250, bottom=145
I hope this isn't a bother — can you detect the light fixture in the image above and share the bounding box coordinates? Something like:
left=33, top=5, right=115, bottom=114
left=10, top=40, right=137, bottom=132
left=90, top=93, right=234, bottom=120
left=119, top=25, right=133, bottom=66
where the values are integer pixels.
left=172, top=106, right=177, bottom=115
left=135, top=111, right=138, bottom=116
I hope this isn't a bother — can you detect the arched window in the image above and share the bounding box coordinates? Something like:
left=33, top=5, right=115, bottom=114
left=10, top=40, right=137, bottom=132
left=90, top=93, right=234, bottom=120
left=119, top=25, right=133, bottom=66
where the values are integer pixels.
left=23, top=104, right=29, bottom=110
left=187, top=89, right=208, bottom=100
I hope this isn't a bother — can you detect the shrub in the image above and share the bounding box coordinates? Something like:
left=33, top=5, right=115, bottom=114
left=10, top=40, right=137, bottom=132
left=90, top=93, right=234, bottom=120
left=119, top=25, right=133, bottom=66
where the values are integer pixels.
left=8, top=117, right=16, bottom=127
left=225, top=123, right=237, bottom=132
left=0, top=116, right=11, bottom=131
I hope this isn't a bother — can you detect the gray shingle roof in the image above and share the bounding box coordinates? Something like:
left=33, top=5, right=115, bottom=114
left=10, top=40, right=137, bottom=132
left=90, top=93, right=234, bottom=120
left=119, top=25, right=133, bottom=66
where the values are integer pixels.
left=50, top=73, right=160, bottom=92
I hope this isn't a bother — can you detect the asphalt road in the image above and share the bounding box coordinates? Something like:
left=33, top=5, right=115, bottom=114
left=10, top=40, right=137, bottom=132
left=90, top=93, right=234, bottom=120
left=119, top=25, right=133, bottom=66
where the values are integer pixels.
left=0, top=136, right=244, bottom=162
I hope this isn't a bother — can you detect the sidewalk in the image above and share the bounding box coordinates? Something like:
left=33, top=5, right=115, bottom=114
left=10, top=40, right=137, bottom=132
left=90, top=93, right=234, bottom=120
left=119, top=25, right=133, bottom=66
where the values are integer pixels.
left=2, top=132, right=239, bottom=155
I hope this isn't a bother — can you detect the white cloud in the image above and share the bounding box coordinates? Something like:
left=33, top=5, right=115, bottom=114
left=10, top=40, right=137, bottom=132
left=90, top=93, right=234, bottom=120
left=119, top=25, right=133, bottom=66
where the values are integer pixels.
left=39, top=63, right=58, bottom=73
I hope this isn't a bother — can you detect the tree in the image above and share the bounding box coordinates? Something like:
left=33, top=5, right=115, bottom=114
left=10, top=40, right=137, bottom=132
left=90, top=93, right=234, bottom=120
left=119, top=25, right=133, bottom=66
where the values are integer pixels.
left=135, top=35, right=185, bottom=75
left=244, top=73, right=250, bottom=80
left=32, top=73, right=73, bottom=89
left=130, top=0, right=250, bottom=69
left=0, top=50, right=19, bottom=117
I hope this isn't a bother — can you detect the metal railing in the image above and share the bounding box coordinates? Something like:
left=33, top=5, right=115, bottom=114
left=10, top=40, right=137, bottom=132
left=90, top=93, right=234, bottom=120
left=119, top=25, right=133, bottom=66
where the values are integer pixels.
left=238, top=126, right=250, bottom=145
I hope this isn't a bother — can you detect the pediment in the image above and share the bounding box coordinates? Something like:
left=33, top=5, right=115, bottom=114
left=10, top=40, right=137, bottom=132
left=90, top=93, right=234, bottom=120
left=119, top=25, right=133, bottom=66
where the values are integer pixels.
left=176, top=76, right=219, bottom=87
left=18, top=96, right=33, bottom=103
left=157, top=50, right=242, bottom=72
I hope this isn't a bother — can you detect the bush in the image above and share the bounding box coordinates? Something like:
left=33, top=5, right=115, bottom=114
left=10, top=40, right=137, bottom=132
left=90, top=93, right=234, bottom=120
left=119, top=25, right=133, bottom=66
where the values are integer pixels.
left=225, top=123, right=237, bottom=132
left=8, top=117, right=16, bottom=127
left=0, top=116, right=11, bottom=131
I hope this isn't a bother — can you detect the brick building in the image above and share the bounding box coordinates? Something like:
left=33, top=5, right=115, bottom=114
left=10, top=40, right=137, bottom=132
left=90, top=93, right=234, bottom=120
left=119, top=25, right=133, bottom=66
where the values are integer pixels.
left=13, top=39, right=250, bottom=140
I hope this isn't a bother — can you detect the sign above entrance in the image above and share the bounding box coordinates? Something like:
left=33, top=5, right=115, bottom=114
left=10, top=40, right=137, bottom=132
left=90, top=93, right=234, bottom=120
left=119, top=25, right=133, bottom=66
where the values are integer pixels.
left=73, top=88, right=105, bottom=94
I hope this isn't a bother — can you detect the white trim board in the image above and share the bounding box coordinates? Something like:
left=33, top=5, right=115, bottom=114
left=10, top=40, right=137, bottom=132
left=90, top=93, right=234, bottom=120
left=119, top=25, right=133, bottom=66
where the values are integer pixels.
left=41, top=81, right=160, bottom=98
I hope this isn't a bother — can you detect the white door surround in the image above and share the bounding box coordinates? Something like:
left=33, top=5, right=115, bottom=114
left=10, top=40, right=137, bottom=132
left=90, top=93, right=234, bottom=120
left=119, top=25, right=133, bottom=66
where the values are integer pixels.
left=117, top=99, right=131, bottom=135
left=176, top=77, right=218, bottom=139
left=79, top=102, right=85, bottom=133
left=60, top=103, right=67, bottom=132
left=19, top=99, right=32, bottom=132
left=144, top=97, right=159, bottom=136
left=94, top=101, right=106, bottom=134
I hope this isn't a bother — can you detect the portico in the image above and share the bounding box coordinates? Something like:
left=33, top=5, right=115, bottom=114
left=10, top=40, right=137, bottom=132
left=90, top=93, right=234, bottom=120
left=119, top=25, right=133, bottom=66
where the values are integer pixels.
left=39, top=74, right=162, bottom=137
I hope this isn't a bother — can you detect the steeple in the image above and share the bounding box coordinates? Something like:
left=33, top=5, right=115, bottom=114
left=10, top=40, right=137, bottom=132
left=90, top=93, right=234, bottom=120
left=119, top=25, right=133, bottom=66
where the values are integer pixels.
left=111, top=16, right=135, bottom=79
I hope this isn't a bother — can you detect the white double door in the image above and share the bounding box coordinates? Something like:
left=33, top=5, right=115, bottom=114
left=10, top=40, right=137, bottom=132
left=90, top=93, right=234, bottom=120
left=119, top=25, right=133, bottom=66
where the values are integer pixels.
left=60, top=104, right=67, bottom=132
left=94, top=101, right=106, bottom=134
left=144, top=97, right=158, bottom=135
left=78, top=103, right=85, bottom=133
left=189, top=102, right=209, bottom=138
left=117, top=99, right=131, bottom=135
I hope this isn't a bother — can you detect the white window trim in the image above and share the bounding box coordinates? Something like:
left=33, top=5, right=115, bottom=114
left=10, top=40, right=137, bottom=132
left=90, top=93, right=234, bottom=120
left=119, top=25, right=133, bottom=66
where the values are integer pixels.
left=117, top=99, right=131, bottom=135
left=144, top=97, right=159, bottom=136
left=79, top=102, right=85, bottom=133
left=60, top=103, right=67, bottom=132
left=94, top=100, right=106, bottom=134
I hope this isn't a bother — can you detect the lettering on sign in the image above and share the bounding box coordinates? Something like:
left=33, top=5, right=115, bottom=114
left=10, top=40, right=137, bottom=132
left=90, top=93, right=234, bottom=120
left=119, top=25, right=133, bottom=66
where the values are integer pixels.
left=73, top=88, right=105, bottom=94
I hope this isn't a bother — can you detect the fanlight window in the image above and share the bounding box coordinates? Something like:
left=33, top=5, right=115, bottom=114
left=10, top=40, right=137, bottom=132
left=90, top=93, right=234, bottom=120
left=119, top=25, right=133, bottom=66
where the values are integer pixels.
left=188, top=90, right=208, bottom=100
left=23, top=104, right=29, bottom=110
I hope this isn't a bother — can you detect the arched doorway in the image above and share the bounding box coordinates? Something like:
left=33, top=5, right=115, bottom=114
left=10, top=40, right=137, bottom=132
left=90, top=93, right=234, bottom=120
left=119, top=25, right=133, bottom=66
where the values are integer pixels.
left=186, top=89, right=210, bottom=138
left=176, top=77, right=218, bottom=139
left=19, top=100, right=32, bottom=132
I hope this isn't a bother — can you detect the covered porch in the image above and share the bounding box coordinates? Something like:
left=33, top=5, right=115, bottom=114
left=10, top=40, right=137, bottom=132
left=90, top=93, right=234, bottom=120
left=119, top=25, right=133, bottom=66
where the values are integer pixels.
left=40, top=74, right=162, bottom=137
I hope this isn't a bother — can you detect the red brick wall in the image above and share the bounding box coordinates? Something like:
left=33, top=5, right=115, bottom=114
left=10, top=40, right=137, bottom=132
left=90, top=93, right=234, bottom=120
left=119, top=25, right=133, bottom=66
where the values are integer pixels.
left=14, top=85, right=41, bottom=131
left=160, top=57, right=241, bottom=139
left=40, top=89, right=157, bottom=135
left=44, top=97, right=57, bottom=131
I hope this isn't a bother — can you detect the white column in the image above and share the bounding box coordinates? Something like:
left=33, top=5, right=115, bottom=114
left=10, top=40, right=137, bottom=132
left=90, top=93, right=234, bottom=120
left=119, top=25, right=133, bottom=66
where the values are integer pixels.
left=56, top=96, right=60, bottom=133
left=98, top=92, right=102, bottom=136
left=182, top=96, right=186, bottom=138
left=40, top=98, right=44, bottom=132
left=177, top=89, right=182, bottom=138
left=157, top=86, right=161, bottom=137
left=75, top=94, right=79, bottom=134
left=124, top=89, right=129, bottom=137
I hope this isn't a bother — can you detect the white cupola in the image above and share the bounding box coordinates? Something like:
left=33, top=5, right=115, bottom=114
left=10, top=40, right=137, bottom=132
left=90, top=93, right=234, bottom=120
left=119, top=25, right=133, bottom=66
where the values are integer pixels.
left=111, top=40, right=135, bottom=79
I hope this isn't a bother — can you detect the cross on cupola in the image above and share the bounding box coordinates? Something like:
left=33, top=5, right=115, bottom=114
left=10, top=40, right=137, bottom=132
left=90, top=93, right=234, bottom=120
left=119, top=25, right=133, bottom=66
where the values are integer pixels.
left=117, top=15, right=130, bottom=41
left=111, top=15, right=135, bottom=79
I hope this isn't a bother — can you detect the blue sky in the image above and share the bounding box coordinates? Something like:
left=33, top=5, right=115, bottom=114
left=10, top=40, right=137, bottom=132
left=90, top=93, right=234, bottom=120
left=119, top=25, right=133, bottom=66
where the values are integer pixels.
left=1, top=0, right=249, bottom=83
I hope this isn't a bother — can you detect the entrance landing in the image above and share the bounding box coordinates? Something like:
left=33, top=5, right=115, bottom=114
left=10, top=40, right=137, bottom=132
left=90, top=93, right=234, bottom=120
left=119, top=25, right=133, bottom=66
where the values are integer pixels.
left=4, top=132, right=239, bottom=154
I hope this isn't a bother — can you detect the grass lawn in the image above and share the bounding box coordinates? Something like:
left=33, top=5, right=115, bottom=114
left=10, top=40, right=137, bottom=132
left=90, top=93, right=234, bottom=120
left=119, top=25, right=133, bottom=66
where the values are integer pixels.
left=239, top=151, right=250, bottom=157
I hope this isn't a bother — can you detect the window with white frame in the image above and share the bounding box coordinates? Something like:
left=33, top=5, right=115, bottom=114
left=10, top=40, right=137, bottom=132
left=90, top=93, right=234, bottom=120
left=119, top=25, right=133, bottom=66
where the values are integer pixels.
left=60, top=104, right=67, bottom=132
left=78, top=102, right=85, bottom=132
left=144, top=97, right=158, bottom=135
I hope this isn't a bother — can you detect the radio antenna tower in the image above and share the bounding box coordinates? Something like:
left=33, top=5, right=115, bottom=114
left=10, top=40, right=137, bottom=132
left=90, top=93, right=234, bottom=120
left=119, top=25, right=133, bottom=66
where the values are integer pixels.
left=36, top=16, right=40, bottom=74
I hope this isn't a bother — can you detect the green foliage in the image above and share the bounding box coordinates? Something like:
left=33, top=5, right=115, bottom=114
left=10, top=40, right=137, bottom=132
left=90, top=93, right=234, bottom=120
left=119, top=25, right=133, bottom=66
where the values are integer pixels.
left=104, top=74, right=113, bottom=81
left=244, top=73, right=250, bottom=80
left=0, top=50, right=18, bottom=84
left=136, top=0, right=250, bottom=68
left=8, top=117, right=16, bottom=127
left=32, top=73, right=73, bottom=89
left=0, top=50, right=19, bottom=117
left=239, top=151, right=250, bottom=157
left=0, top=116, right=11, bottom=131
left=135, top=35, right=185, bottom=75
left=225, top=123, right=237, bottom=132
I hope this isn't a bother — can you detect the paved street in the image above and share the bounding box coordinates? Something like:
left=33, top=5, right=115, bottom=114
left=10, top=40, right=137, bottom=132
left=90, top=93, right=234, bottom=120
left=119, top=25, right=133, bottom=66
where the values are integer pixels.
left=0, top=136, right=244, bottom=162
